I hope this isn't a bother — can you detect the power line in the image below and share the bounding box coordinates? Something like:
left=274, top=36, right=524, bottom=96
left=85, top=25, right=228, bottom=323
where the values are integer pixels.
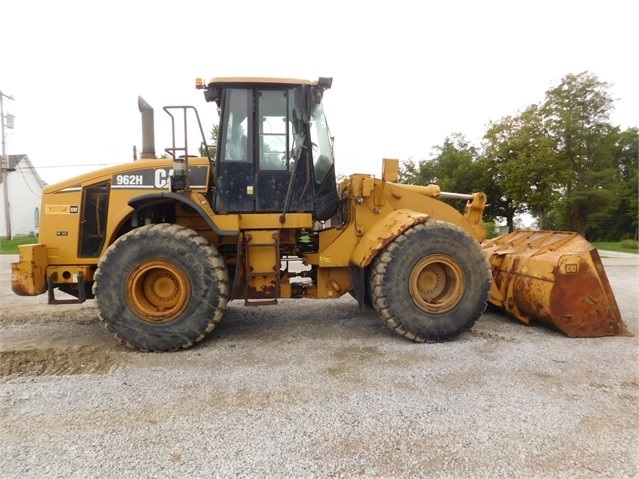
left=22, top=163, right=119, bottom=169
left=15, top=163, right=43, bottom=198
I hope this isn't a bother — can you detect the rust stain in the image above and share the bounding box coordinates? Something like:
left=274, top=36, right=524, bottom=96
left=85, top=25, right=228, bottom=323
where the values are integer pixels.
left=483, top=230, right=629, bottom=338
left=11, top=280, right=32, bottom=296
left=550, top=258, right=626, bottom=337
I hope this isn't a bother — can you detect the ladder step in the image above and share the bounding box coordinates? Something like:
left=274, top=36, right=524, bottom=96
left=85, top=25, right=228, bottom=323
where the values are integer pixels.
left=244, top=298, right=278, bottom=306
left=243, top=230, right=281, bottom=306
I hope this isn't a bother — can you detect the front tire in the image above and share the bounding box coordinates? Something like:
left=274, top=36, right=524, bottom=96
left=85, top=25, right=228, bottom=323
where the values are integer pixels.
left=93, top=223, right=229, bottom=351
left=368, top=220, right=491, bottom=342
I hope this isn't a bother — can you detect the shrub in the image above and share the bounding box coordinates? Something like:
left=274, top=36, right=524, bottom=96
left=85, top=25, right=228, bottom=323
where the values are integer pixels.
left=483, top=221, right=499, bottom=239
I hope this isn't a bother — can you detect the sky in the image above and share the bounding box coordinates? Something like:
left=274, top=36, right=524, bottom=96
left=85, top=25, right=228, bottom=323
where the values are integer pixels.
left=1, top=0, right=638, bottom=186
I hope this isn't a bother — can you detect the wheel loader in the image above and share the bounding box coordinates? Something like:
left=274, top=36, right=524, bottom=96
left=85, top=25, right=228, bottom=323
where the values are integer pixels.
left=10, top=76, right=628, bottom=351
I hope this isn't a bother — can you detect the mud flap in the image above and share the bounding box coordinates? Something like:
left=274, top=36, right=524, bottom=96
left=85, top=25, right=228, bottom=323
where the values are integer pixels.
left=482, top=231, right=630, bottom=338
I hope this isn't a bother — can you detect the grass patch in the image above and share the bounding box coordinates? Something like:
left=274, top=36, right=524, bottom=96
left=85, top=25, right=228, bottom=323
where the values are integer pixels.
left=591, top=241, right=639, bottom=254
left=0, top=236, right=38, bottom=254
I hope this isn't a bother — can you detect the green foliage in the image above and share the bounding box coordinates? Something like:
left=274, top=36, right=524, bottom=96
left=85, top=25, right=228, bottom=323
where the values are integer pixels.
left=399, top=71, right=636, bottom=241
left=400, top=134, right=522, bottom=229
left=200, top=124, right=219, bottom=158
left=620, top=239, right=639, bottom=250
left=401, top=134, right=475, bottom=187
left=591, top=241, right=639, bottom=254
left=400, top=134, right=515, bottom=222
left=542, top=72, right=619, bottom=237
left=484, top=104, right=566, bottom=229
left=483, top=221, right=499, bottom=239
left=483, top=72, right=636, bottom=240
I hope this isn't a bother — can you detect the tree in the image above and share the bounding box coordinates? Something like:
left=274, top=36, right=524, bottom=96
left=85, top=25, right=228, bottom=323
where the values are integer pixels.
left=483, top=104, right=567, bottom=229
left=473, top=154, right=520, bottom=231
left=614, top=127, right=639, bottom=239
left=400, top=134, right=517, bottom=227
left=542, top=71, right=617, bottom=236
left=400, top=71, right=636, bottom=240
left=398, top=157, right=420, bottom=184
left=431, top=134, right=480, bottom=194
left=401, top=134, right=480, bottom=187
left=584, top=126, right=639, bottom=240
left=200, top=124, right=219, bottom=158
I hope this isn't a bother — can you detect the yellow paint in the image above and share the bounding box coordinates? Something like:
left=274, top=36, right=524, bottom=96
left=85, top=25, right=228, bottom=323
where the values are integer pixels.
left=11, top=244, right=48, bottom=296
left=45, top=205, right=75, bottom=214
left=350, top=209, right=430, bottom=268
left=382, top=158, right=399, bottom=182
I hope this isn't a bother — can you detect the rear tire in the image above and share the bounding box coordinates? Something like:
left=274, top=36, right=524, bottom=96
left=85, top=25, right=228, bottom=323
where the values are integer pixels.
left=93, top=223, right=229, bottom=351
left=368, top=220, right=491, bottom=342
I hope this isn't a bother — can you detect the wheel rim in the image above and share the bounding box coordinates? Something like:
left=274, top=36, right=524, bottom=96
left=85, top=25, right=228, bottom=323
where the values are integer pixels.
left=126, top=260, right=191, bottom=323
left=409, top=254, right=465, bottom=314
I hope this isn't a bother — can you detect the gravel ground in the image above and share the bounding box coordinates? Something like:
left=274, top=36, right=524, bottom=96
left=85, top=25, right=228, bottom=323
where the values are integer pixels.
left=1, top=252, right=638, bottom=479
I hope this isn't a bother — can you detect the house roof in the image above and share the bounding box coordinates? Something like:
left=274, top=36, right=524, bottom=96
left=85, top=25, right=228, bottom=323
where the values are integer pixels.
left=0, top=154, right=47, bottom=188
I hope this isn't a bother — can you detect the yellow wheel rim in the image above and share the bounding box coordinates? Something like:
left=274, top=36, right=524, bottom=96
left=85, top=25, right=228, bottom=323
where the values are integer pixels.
left=409, top=254, right=465, bottom=314
left=126, top=260, right=191, bottom=323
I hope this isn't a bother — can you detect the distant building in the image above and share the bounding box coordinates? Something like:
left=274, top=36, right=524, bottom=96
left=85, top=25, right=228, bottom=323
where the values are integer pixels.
left=0, top=154, right=46, bottom=237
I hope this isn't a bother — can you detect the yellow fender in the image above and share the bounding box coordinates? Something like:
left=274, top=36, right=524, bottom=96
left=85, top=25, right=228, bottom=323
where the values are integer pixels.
left=350, top=209, right=430, bottom=268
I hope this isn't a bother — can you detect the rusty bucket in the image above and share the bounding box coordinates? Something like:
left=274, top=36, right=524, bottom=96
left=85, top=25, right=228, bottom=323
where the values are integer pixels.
left=482, top=231, right=629, bottom=337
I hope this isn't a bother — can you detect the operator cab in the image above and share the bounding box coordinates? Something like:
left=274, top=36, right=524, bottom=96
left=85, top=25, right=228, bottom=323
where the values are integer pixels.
left=199, top=77, right=339, bottom=221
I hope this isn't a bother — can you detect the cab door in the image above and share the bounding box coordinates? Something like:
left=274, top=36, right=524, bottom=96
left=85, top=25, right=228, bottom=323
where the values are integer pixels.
left=214, top=86, right=313, bottom=214
left=214, top=88, right=254, bottom=212
left=256, top=89, right=299, bottom=212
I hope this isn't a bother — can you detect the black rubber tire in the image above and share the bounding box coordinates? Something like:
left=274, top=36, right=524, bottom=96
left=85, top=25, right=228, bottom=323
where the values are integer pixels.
left=93, top=223, right=229, bottom=351
left=368, top=220, right=491, bottom=342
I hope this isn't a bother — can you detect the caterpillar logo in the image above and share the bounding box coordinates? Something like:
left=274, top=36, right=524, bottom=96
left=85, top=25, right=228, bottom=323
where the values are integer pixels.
left=111, top=167, right=208, bottom=190
left=565, top=263, right=579, bottom=274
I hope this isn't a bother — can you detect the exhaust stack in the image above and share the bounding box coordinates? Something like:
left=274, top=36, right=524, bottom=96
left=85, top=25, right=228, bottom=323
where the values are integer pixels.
left=138, top=96, right=156, bottom=159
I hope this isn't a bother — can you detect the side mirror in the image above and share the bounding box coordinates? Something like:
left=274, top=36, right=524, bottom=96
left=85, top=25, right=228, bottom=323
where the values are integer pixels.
left=318, top=77, right=333, bottom=89
left=204, top=88, right=221, bottom=103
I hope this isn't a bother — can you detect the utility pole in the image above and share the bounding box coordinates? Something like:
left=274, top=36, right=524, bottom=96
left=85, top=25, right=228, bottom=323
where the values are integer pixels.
left=1, top=90, right=15, bottom=240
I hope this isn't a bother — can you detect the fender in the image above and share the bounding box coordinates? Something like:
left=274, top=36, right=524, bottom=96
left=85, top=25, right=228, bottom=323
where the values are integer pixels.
left=350, top=209, right=430, bottom=268
left=128, top=191, right=238, bottom=236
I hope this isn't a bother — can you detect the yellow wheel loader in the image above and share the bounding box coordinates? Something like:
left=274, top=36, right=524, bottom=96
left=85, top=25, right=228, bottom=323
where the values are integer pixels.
left=10, top=77, right=628, bottom=351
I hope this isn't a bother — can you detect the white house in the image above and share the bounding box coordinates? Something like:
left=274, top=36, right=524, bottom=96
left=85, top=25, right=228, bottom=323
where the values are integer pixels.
left=0, top=154, right=46, bottom=237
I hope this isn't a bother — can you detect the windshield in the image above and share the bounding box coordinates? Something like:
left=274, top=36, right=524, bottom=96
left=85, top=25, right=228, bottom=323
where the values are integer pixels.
left=309, top=100, right=334, bottom=183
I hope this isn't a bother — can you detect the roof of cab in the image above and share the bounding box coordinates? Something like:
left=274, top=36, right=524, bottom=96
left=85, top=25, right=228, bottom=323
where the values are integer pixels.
left=207, top=77, right=317, bottom=87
